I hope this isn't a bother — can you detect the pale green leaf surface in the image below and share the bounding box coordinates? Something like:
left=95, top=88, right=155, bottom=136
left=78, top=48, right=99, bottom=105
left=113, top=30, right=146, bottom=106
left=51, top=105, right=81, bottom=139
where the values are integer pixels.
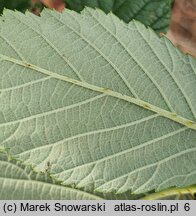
left=0, top=151, right=141, bottom=199
left=0, top=152, right=101, bottom=199
left=64, top=0, right=171, bottom=32
left=0, top=8, right=196, bottom=196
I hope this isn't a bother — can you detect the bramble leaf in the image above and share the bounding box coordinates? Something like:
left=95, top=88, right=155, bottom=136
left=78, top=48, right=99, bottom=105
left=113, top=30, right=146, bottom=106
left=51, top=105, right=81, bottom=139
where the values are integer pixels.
left=0, top=8, right=195, bottom=198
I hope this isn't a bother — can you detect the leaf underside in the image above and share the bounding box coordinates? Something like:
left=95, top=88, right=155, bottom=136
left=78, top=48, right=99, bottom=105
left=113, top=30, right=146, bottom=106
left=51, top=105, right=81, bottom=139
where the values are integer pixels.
left=1, top=151, right=194, bottom=200
left=64, top=0, right=171, bottom=33
left=0, top=151, right=102, bottom=199
left=0, top=8, right=196, bottom=199
left=0, top=150, right=145, bottom=199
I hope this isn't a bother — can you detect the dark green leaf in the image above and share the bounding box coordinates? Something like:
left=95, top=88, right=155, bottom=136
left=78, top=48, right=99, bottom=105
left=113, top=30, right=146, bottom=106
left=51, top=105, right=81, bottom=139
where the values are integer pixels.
left=0, top=0, right=30, bottom=14
left=64, top=0, right=172, bottom=32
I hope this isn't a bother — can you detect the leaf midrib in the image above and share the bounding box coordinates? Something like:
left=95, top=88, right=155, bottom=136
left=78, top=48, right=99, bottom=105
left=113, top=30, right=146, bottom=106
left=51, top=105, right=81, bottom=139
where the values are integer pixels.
left=86, top=8, right=195, bottom=118
left=48, top=9, right=173, bottom=111
left=142, top=186, right=196, bottom=200
left=0, top=54, right=195, bottom=130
